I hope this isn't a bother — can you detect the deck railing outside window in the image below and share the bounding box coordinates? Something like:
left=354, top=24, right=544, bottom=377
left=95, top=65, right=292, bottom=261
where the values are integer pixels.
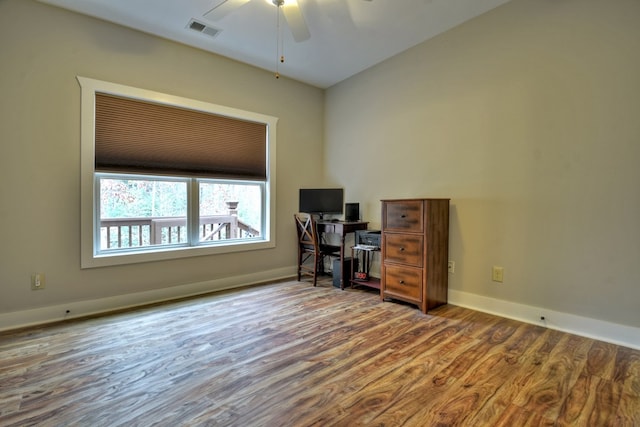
left=100, top=202, right=259, bottom=249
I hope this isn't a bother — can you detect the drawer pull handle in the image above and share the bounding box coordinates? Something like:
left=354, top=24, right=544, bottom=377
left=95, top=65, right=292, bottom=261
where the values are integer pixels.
left=399, top=280, right=405, bottom=285
left=399, top=247, right=405, bottom=252
left=400, top=214, right=406, bottom=218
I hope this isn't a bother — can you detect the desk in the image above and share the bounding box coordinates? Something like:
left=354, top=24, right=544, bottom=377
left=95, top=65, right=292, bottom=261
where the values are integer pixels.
left=317, top=221, right=368, bottom=288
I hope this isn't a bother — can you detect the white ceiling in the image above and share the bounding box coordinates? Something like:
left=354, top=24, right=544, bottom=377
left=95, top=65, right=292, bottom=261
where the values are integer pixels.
left=38, top=0, right=512, bottom=88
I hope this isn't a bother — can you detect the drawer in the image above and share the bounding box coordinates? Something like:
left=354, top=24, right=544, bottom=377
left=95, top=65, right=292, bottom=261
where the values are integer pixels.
left=383, top=200, right=423, bottom=232
left=383, top=233, right=423, bottom=267
left=383, top=265, right=422, bottom=301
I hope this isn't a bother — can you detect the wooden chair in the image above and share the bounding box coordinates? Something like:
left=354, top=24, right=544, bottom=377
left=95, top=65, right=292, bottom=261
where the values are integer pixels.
left=294, top=212, right=341, bottom=286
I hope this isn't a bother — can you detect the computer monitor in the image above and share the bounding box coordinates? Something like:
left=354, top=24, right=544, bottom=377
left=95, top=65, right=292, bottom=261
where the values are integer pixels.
left=299, top=188, right=343, bottom=220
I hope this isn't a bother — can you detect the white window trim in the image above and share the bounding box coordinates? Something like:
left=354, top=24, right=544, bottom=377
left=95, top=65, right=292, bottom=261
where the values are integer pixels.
left=78, top=76, right=277, bottom=268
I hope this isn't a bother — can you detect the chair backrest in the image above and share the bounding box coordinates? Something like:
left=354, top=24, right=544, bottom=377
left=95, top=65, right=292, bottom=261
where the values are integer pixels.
left=294, top=212, right=319, bottom=252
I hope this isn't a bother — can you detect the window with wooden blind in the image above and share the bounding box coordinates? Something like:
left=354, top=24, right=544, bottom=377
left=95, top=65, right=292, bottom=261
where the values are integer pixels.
left=78, top=77, right=278, bottom=268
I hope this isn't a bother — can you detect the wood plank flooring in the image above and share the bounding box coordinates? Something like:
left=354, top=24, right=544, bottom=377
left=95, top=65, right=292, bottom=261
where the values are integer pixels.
left=1, top=279, right=638, bottom=426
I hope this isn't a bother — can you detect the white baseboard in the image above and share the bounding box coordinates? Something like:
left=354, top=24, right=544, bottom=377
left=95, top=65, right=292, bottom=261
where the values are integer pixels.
left=448, top=289, right=640, bottom=350
left=0, top=267, right=295, bottom=332
left=4, top=272, right=638, bottom=351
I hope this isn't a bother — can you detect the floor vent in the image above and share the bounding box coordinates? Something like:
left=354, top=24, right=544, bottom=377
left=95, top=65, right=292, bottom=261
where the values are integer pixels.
left=187, top=19, right=221, bottom=38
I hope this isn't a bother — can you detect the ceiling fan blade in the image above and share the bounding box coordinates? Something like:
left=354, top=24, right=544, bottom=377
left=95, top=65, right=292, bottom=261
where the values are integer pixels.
left=204, top=0, right=251, bottom=21
left=281, top=1, right=311, bottom=42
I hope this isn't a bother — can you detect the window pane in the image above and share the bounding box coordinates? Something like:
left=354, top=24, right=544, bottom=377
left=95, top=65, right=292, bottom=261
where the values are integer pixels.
left=99, top=176, right=188, bottom=251
left=199, top=181, right=262, bottom=243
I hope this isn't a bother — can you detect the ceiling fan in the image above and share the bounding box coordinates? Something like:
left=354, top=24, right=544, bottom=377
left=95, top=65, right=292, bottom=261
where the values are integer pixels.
left=203, top=0, right=372, bottom=43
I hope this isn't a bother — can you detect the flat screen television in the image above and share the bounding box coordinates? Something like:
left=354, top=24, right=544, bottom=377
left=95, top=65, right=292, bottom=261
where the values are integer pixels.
left=299, top=188, right=344, bottom=219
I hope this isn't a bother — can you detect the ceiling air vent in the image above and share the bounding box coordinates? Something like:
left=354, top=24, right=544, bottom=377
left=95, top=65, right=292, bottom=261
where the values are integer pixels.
left=187, top=19, right=221, bottom=38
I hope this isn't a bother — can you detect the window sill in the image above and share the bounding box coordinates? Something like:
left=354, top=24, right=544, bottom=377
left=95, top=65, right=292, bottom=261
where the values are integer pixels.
left=81, top=239, right=275, bottom=269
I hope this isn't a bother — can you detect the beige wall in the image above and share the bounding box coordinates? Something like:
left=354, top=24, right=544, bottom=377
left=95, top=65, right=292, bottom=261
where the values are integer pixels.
left=0, top=0, right=324, bottom=316
left=325, top=0, right=640, bottom=328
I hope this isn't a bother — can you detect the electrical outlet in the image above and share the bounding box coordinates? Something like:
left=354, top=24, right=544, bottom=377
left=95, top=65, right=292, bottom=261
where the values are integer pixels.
left=492, top=266, right=504, bottom=283
left=31, top=273, right=46, bottom=290
left=448, top=261, right=455, bottom=274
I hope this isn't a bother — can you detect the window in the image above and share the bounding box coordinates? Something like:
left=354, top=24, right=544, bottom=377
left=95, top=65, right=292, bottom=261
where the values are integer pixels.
left=78, top=77, right=277, bottom=268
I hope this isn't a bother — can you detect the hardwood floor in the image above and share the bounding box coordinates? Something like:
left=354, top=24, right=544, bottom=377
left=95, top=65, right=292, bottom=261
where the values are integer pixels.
left=1, top=278, right=638, bottom=426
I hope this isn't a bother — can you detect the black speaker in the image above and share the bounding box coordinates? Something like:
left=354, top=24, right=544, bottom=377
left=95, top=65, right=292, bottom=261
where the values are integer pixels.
left=333, top=257, right=358, bottom=288
left=345, top=203, right=359, bottom=221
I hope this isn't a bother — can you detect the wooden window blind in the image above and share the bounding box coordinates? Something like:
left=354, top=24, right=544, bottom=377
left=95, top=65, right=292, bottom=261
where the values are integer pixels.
left=94, top=93, right=267, bottom=180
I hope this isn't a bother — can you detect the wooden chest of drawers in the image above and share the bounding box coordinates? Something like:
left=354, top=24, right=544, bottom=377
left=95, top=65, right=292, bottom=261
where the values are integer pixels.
left=380, top=198, right=450, bottom=313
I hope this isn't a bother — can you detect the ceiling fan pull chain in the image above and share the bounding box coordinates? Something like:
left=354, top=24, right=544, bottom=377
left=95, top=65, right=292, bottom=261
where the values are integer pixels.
left=275, top=1, right=283, bottom=78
